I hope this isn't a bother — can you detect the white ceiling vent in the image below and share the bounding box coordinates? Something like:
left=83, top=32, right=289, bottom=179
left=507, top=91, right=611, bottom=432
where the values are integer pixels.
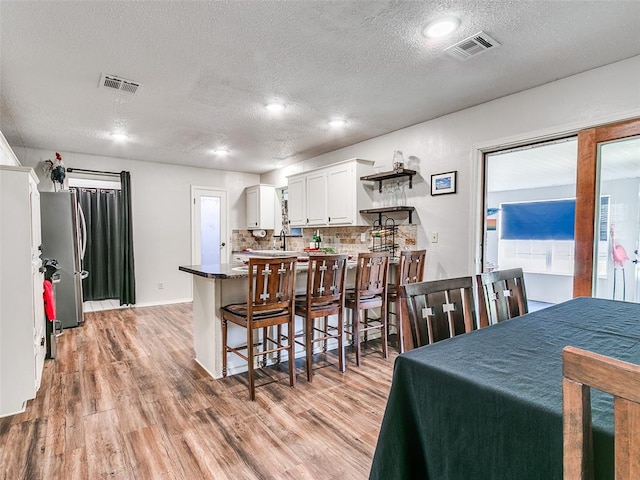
left=99, top=73, right=141, bottom=94
left=444, top=32, right=500, bottom=61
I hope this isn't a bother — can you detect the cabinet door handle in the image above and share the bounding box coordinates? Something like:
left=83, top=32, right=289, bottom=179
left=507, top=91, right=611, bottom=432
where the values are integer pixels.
left=328, top=217, right=331, bottom=222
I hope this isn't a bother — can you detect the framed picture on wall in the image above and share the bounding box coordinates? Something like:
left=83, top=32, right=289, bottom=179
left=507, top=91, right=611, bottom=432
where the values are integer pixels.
left=431, top=171, right=457, bottom=196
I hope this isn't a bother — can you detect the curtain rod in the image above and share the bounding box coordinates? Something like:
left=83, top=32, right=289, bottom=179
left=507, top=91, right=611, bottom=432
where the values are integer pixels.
left=67, top=167, right=121, bottom=177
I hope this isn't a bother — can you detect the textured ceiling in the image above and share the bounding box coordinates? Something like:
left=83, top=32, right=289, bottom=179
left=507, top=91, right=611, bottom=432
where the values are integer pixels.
left=1, top=1, right=640, bottom=174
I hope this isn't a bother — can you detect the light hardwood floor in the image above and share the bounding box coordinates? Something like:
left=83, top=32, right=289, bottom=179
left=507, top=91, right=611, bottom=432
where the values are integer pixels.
left=0, top=303, right=396, bottom=479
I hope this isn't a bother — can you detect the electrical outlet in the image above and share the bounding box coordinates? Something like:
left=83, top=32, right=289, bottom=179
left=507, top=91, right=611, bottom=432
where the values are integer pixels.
left=361, top=233, right=367, bottom=242
left=431, top=232, right=439, bottom=243
left=158, top=282, right=164, bottom=290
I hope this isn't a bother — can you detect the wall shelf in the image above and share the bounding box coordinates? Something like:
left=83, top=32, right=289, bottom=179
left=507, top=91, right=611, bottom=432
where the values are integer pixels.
left=360, top=206, right=415, bottom=224
left=360, top=168, right=417, bottom=192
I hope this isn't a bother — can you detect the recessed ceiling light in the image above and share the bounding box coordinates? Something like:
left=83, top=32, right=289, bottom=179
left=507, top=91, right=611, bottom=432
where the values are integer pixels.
left=265, top=102, right=285, bottom=112
left=212, top=148, right=229, bottom=156
left=328, top=119, right=346, bottom=128
left=111, top=132, right=129, bottom=142
left=422, top=15, right=461, bottom=38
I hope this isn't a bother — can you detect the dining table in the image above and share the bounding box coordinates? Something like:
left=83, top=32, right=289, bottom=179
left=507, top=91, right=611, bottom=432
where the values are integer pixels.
left=369, top=296, right=640, bottom=480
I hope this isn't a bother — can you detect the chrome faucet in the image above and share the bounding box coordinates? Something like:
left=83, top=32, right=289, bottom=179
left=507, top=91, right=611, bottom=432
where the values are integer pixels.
left=279, top=229, right=287, bottom=251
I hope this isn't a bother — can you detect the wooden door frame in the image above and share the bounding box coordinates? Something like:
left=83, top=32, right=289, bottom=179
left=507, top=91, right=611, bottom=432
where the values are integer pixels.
left=573, top=117, right=640, bottom=297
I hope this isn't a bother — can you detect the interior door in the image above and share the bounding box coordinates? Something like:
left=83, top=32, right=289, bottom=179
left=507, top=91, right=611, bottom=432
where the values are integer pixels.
left=192, top=187, right=227, bottom=265
left=574, top=117, right=640, bottom=298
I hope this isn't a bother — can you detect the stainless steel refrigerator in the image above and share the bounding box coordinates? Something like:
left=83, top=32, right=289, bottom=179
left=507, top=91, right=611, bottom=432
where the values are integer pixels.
left=40, top=190, right=88, bottom=328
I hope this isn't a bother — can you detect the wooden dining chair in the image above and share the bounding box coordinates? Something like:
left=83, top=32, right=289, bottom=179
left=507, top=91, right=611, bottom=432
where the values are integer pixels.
left=294, top=254, right=348, bottom=382
left=562, top=346, right=640, bottom=480
left=220, top=256, right=297, bottom=401
left=477, top=267, right=528, bottom=327
left=387, top=249, right=426, bottom=353
left=400, top=277, right=476, bottom=350
left=345, top=252, right=390, bottom=366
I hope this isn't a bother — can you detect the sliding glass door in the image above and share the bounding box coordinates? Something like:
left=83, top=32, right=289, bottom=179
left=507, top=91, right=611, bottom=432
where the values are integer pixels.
left=483, top=139, right=578, bottom=308
left=574, top=118, right=640, bottom=299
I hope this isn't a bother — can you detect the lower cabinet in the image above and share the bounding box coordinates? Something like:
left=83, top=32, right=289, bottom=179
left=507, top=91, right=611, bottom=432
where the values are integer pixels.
left=0, top=165, right=45, bottom=417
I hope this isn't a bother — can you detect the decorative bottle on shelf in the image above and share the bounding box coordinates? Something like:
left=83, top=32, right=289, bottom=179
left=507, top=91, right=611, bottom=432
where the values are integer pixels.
left=393, top=181, right=402, bottom=206
left=392, top=150, right=405, bottom=172
left=399, top=184, right=407, bottom=206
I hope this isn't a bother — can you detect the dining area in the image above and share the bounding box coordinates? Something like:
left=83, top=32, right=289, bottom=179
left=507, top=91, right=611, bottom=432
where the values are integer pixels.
left=181, top=249, right=640, bottom=479
left=370, top=274, right=640, bottom=479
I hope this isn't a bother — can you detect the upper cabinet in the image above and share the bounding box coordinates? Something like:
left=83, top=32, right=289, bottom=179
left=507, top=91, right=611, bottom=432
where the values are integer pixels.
left=245, top=184, right=276, bottom=230
left=287, top=158, right=374, bottom=227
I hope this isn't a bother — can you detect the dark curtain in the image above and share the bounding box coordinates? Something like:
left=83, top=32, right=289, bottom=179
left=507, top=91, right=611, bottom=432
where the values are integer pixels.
left=119, top=171, right=136, bottom=305
left=75, top=187, right=122, bottom=301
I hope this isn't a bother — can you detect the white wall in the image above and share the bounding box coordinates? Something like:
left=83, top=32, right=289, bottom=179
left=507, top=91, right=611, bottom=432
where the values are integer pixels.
left=0, top=131, right=20, bottom=166
left=14, top=148, right=259, bottom=306
left=261, top=55, right=640, bottom=280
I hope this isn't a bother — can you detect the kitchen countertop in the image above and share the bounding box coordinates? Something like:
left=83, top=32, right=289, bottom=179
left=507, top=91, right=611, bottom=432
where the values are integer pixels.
left=179, top=264, right=248, bottom=279
left=180, top=251, right=400, bottom=280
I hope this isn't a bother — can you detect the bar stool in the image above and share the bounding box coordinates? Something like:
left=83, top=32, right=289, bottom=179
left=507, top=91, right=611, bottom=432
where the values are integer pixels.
left=220, top=256, right=297, bottom=401
left=345, top=252, right=390, bottom=366
left=387, top=249, right=426, bottom=353
left=294, top=254, right=348, bottom=382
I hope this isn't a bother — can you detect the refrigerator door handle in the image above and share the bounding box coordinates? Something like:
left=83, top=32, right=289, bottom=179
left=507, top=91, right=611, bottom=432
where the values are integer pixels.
left=77, top=201, right=87, bottom=260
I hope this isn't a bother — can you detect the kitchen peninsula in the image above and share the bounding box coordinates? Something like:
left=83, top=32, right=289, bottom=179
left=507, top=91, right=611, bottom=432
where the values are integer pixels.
left=179, top=254, right=359, bottom=379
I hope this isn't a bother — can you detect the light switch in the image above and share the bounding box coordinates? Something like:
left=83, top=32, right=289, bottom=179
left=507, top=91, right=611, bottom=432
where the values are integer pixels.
left=431, top=232, right=438, bottom=243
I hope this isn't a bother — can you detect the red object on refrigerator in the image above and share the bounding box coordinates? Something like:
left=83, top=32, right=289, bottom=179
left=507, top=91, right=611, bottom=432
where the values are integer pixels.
left=43, top=280, right=56, bottom=321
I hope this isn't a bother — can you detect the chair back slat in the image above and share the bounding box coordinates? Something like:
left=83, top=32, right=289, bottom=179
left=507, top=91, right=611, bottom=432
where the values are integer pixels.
left=355, top=252, right=389, bottom=297
left=248, top=257, right=297, bottom=313
left=562, top=346, right=640, bottom=480
left=400, top=276, right=476, bottom=350
left=305, top=254, right=348, bottom=306
left=477, top=267, right=528, bottom=326
left=397, top=249, right=426, bottom=287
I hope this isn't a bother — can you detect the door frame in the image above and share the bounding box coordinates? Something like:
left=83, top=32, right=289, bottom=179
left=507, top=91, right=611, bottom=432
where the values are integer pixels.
left=191, top=186, right=228, bottom=265
left=573, top=117, right=640, bottom=297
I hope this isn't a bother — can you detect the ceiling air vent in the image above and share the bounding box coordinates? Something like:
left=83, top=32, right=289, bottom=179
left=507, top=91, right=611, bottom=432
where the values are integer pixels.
left=444, top=31, right=500, bottom=61
left=99, top=73, right=141, bottom=95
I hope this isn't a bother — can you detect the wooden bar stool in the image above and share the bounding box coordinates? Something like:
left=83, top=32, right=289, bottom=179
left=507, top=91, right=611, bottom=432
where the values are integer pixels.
left=294, top=254, right=348, bottom=382
left=387, top=249, right=426, bottom=353
left=345, top=252, right=390, bottom=366
left=220, top=256, right=297, bottom=401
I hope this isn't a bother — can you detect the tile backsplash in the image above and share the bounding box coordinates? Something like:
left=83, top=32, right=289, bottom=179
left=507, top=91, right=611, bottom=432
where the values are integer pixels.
left=232, top=225, right=417, bottom=255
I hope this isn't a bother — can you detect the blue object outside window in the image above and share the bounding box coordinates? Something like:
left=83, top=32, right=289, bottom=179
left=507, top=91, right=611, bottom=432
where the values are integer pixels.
left=501, top=199, right=575, bottom=240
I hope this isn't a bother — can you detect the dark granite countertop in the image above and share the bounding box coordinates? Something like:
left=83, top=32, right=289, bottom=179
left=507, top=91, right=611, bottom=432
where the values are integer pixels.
left=178, top=264, right=248, bottom=279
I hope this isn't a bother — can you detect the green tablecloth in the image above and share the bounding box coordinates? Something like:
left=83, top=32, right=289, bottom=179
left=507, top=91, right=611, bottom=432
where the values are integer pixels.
left=369, top=297, right=640, bottom=480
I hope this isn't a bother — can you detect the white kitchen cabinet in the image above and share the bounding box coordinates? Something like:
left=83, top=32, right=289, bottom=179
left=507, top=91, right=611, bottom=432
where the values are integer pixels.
left=0, top=165, right=46, bottom=417
left=245, top=184, right=276, bottom=230
left=286, top=158, right=374, bottom=227
left=305, top=170, right=328, bottom=226
left=287, top=175, right=306, bottom=227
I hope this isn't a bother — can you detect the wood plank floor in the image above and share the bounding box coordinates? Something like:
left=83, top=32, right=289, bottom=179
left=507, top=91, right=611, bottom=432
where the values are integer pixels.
left=0, top=303, right=396, bottom=479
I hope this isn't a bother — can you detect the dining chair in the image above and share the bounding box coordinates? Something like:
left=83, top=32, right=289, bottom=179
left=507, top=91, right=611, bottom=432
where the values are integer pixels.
left=562, top=346, right=640, bottom=480
left=345, top=251, right=390, bottom=366
left=220, top=256, right=297, bottom=400
left=477, top=267, right=528, bottom=327
left=400, top=276, right=476, bottom=350
left=387, top=249, right=426, bottom=353
left=294, top=254, right=348, bottom=382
